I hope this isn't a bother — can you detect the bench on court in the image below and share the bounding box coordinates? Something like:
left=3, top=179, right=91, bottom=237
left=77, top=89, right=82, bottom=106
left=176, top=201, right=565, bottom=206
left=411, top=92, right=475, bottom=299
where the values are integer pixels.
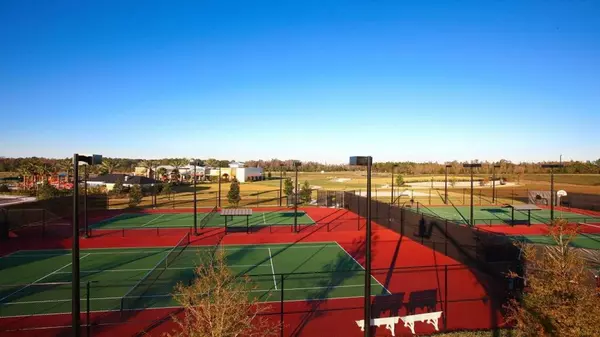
left=355, top=316, right=400, bottom=336
left=355, top=311, right=443, bottom=336
left=400, top=311, right=442, bottom=334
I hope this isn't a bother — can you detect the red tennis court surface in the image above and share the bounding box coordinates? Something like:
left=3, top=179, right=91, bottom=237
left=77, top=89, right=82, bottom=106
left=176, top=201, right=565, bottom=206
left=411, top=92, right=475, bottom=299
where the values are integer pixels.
left=1, top=207, right=508, bottom=337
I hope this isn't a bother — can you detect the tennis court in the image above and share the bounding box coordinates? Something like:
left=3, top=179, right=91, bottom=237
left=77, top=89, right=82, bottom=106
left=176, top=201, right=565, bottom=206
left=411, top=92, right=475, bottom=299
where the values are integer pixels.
left=0, top=239, right=388, bottom=318
left=509, top=229, right=600, bottom=250
left=415, top=205, right=600, bottom=226
left=91, top=210, right=315, bottom=230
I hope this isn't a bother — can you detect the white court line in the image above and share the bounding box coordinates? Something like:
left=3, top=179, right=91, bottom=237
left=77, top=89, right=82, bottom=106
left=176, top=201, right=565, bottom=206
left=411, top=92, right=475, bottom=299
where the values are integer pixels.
left=333, top=242, right=391, bottom=295
left=268, top=248, right=277, bottom=290
left=0, top=253, right=91, bottom=303
left=54, top=264, right=271, bottom=274
left=92, top=213, right=127, bottom=227
left=7, top=241, right=340, bottom=253
left=263, top=213, right=267, bottom=225
left=0, top=250, right=20, bottom=259
left=0, top=292, right=371, bottom=320
left=141, top=214, right=166, bottom=227
left=3, top=283, right=367, bottom=306
left=5, top=243, right=343, bottom=258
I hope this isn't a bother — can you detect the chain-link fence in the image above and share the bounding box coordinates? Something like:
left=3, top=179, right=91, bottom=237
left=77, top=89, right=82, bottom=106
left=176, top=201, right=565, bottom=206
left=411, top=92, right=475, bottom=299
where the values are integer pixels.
left=0, top=264, right=514, bottom=337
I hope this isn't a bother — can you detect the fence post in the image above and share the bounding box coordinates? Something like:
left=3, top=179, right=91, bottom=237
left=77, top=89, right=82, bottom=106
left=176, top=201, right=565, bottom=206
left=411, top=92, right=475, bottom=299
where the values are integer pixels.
left=42, top=209, right=46, bottom=238
left=444, top=265, right=448, bottom=330
left=86, top=281, right=91, bottom=337
left=400, top=207, right=404, bottom=237
left=511, top=189, right=515, bottom=205
left=357, top=195, right=360, bottom=230
left=280, top=274, right=284, bottom=337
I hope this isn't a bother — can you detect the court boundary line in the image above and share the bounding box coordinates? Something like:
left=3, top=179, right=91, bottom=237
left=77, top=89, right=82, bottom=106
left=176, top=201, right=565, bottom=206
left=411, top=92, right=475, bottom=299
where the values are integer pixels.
left=0, top=253, right=91, bottom=303
left=333, top=242, right=391, bottom=295
left=0, top=293, right=370, bottom=320
left=90, top=213, right=127, bottom=228
left=141, top=214, right=167, bottom=227
left=5, top=241, right=345, bottom=257
left=267, top=248, right=277, bottom=290
left=55, top=264, right=272, bottom=274
left=0, top=250, right=20, bottom=259
left=3, top=283, right=369, bottom=307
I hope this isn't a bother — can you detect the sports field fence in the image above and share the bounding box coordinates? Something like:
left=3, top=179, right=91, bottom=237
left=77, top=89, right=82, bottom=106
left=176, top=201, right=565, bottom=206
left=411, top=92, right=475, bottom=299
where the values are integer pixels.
left=0, top=263, right=516, bottom=337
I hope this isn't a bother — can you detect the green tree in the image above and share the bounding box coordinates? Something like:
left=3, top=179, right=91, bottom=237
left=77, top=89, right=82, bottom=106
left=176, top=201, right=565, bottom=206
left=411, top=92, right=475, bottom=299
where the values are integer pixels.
left=283, top=178, right=294, bottom=196
left=395, top=174, right=404, bottom=187
left=38, top=183, right=60, bottom=200
left=506, top=219, right=600, bottom=336
left=157, top=167, right=168, bottom=180
left=227, top=178, right=241, bottom=207
left=300, top=180, right=312, bottom=204
left=128, top=185, right=143, bottom=208
left=161, top=182, right=173, bottom=199
left=100, top=159, right=119, bottom=174
left=112, top=178, right=125, bottom=195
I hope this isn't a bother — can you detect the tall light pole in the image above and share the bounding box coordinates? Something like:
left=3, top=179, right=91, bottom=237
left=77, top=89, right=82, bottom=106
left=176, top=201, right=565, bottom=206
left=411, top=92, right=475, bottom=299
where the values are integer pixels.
left=218, top=167, right=222, bottom=208
left=390, top=164, right=398, bottom=205
left=72, top=154, right=102, bottom=337
left=541, top=164, right=562, bottom=221
left=463, top=163, right=482, bottom=226
left=293, top=161, right=301, bottom=231
left=350, top=156, right=372, bottom=337
left=83, top=164, right=88, bottom=238
left=492, top=164, right=501, bottom=204
left=191, top=160, right=199, bottom=235
left=444, top=164, right=452, bottom=205
left=279, top=164, right=284, bottom=207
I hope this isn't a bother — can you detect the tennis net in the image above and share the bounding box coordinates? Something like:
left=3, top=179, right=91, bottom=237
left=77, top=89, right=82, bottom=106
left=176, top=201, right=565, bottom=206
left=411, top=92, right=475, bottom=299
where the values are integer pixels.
left=199, top=206, right=218, bottom=228
left=120, top=232, right=190, bottom=314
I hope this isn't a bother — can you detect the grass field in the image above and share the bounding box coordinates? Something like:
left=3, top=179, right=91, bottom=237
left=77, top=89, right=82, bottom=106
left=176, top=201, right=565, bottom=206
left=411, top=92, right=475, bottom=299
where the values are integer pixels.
left=91, top=210, right=315, bottom=229
left=523, top=174, right=600, bottom=186
left=0, top=241, right=388, bottom=317
left=416, top=205, right=600, bottom=226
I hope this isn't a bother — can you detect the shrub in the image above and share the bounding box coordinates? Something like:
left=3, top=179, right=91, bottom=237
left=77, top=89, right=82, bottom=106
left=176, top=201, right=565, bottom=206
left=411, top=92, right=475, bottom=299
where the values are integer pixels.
left=38, top=183, right=60, bottom=200
left=505, top=219, right=600, bottom=336
left=227, top=178, right=241, bottom=207
left=300, top=180, right=312, bottom=203
left=128, top=185, right=143, bottom=208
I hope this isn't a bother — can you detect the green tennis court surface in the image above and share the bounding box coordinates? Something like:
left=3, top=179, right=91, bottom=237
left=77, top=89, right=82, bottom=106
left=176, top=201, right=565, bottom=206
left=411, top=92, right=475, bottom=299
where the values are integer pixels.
left=92, top=210, right=315, bottom=229
left=0, top=242, right=388, bottom=317
left=416, top=205, right=600, bottom=226
left=510, top=233, right=600, bottom=250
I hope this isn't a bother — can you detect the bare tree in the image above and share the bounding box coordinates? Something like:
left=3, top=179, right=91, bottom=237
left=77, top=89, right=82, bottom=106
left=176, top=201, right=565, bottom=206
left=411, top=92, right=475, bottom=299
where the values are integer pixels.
left=165, top=249, right=280, bottom=337
left=505, top=219, right=600, bottom=336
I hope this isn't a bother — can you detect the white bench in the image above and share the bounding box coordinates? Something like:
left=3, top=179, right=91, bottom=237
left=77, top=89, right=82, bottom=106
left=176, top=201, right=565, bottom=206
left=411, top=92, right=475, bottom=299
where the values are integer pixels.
left=400, top=311, right=442, bottom=335
left=356, top=316, right=400, bottom=336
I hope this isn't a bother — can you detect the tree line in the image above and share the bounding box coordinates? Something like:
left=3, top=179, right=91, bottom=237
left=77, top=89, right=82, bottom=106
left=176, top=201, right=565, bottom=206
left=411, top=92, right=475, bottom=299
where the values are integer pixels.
left=1, top=157, right=599, bottom=178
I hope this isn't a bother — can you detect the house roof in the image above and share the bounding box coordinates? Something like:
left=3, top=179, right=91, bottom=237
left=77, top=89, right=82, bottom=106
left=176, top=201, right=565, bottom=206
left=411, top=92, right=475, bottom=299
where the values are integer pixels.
left=87, top=174, right=160, bottom=185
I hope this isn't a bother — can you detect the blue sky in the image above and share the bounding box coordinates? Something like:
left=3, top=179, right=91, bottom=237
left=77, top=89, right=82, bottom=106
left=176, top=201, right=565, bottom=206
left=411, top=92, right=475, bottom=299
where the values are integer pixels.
left=1, top=0, right=599, bottom=164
